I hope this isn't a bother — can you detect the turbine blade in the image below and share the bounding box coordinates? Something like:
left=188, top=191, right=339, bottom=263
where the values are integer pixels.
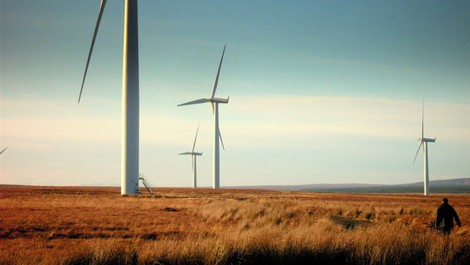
left=0, top=147, right=7, bottom=155
left=210, top=44, right=226, bottom=99
left=413, top=141, right=423, bottom=165
left=218, top=127, right=225, bottom=151
left=179, top=152, right=192, bottom=155
left=78, top=0, right=107, bottom=103
left=421, top=99, right=424, bottom=139
left=178, top=98, right=210, bottom=107
left=192, top=123, right=200, bottom=153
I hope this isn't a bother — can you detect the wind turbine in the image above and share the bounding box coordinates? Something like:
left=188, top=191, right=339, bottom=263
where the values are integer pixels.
left=413, top=101, right=436, bottom=196
left=78, top=0, right=140, bottom=195
left=178, top=44, right=229, bottom=189
left=179, top=124, right=203, bottom=189
left=0, top=147, right=7, bottom=155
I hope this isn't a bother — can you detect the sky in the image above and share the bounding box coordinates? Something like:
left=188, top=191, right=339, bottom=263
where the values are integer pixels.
left=1, top=1, right=470, bottom=188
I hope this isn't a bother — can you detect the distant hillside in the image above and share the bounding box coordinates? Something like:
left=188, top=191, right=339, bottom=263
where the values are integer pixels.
left=231, top=178, right=470, bottom=193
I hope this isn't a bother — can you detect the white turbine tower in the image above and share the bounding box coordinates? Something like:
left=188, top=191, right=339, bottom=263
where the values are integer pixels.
left=178, top=44, right=229, bottom=189
left=78, top=0, right=140, bottom=195
left=179, top=124, right=203, bottom=189
left=413, top=101, right=436, bottom=196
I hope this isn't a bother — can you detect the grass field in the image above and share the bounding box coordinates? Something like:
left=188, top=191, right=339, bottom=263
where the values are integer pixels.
left=0, top=186, right=469, bottom=264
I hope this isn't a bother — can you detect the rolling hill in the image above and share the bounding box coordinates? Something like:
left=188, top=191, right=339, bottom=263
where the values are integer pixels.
left=232, top=178, right=470, bottom=193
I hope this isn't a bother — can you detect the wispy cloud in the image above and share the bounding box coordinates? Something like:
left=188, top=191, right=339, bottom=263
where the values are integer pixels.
left=3, top=95, right=469, bottom=150
left=222, top=96, right=470, bottom=145
left=1, top=95, right=469, bottom=186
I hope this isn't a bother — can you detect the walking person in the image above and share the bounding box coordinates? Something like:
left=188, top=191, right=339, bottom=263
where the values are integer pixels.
left=435, top=198, right=461, bottom=234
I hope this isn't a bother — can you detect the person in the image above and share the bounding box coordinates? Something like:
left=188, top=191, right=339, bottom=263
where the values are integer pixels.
left=435, top=198, right=461, bottom=234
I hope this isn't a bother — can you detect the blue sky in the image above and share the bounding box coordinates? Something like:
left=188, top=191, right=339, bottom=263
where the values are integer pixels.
left=1, top=1, right=469, bottom=187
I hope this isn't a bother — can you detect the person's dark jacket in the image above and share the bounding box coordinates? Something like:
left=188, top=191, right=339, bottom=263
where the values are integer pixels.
left=436, top=202, right=461, bottom=231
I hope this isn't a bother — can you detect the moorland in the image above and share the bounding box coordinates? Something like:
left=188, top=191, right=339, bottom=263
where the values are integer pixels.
left=0, top=186, right=469, bottom=264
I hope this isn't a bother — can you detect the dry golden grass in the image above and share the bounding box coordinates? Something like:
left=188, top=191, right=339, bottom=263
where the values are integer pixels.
left=0, top=186, right=469, bottom=264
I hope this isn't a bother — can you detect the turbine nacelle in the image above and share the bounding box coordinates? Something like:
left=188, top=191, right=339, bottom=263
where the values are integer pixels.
left=414, top=137, right=436, bottom=164
left=417, top=137, right=436, bottom=143
left=177, top=97, right=229, bottom=107
left=179, top=152, right=203, bottom=156
left=212, top=97, right=229, bottom=104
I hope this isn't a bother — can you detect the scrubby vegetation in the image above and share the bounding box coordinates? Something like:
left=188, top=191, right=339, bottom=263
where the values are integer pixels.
left=0, top=186, right=468, bottom=264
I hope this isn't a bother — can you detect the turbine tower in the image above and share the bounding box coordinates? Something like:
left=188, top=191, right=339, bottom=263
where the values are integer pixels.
left=178, top=44, right=229, bottom=189
left=179, top=124, right=203, bottom=188
left=78, top=0, right=140, bottom=195
left=413, top=101, right=436, bottom=196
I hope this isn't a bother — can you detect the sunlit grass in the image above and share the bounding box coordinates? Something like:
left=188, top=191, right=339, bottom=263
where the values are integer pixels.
left=0, top=186, right=468, bottom=264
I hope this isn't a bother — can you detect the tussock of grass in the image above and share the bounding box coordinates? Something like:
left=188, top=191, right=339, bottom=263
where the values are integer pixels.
left=50, top=221, right=469, bottom=265
left=58, top=241, right=138, bottom=265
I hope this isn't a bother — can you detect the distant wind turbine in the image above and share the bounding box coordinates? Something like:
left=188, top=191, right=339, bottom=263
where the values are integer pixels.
left=0, top=147, right=7, bottom=155
left=413, top=101, right=436, bottom=196
left=78, top=0, right=140, bottom=195
left=179, top=124, right=203, bottom=189
left=178, top=44, right=229, bottom=189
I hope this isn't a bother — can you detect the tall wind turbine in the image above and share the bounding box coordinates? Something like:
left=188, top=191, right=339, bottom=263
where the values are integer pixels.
left=413, top=101, right=436, bottom=196
left=178, top=45, right=229, bottom=189
left=78, top=0, right=140, bottom=195
left=179, top=124, right=203, bottom=188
